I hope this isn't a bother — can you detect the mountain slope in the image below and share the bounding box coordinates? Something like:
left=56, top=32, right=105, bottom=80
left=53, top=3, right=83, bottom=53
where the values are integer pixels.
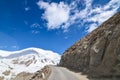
left=60, top=12, right=120, bottom=77
left=0, top=48, right=60, bottom=80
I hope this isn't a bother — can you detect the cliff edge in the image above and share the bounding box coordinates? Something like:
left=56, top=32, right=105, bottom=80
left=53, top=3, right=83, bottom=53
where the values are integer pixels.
left=60, top=12, right=120, bottom=78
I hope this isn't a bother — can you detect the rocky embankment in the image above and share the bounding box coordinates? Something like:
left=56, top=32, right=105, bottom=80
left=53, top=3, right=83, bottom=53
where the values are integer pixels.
left=60, top=12, right=120, bottom=78
left=10, top=66, right=51, bottom=80
left=30, top=66, right=51, bottom=80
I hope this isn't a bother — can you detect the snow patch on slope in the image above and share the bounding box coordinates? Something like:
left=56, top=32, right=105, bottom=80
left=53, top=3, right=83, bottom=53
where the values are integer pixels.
left=0, top=47, right=60, bottom=80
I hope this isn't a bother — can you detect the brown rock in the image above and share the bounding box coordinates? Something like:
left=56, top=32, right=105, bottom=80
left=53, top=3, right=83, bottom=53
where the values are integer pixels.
left=11, top=72, right=33, bottom=80
left=60, top=12, right=120, bottom=77
left=30, top=66, right=51, bottom=80
left=0, top=76, right=4, bottom=80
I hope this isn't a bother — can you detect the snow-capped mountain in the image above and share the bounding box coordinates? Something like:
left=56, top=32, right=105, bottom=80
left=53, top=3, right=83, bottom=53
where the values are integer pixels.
left=0, top=48, right=60, bottom=80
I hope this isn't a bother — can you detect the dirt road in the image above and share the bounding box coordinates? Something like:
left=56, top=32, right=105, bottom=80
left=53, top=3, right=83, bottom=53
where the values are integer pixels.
left=48, top=66, right=88, bottom=80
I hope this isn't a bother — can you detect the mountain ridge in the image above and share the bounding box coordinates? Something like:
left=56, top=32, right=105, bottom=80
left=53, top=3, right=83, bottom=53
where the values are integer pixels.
left=0, top=47, right=59, bottom=57
left=0, top=47, right=60, bottom=80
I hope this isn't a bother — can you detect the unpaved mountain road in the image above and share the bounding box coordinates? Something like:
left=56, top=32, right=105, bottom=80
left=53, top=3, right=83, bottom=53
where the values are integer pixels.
left=48, top=66, right=89, bottom=80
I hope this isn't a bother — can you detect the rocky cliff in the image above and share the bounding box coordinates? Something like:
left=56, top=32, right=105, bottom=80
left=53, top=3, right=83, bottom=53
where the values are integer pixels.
left=60, top=12, right=120, bottom=77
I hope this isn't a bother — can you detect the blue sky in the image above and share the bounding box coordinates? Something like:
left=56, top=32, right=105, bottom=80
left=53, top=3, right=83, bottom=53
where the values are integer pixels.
left=0, top=0, right=120, bottom=54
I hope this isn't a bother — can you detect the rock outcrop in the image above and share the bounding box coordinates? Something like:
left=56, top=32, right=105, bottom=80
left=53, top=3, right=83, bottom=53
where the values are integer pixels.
left=30, top=66, right=51, bottom=80
left=60, top=12, right=120, bottom=77
left=10, top=66, right=51, bottom=80
left=10, top=72, right=33, bottom=80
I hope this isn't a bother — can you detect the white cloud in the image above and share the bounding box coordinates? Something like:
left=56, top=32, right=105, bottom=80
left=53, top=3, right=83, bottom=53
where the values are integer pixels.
left=30, top=23, right=41, bottom=28
left=31, top=30, right=40, bottom=34
left=69, top=0, right=120, bottom=32
left=87, top=23, right=98, bottom=33
left=85, top=0, right=93, bottom=8
left=37, top=0, right=120, bottom=32
left=85, top=0, right=120, bottom=32
left=24, top=21, right=28, bottom=25
left=86, top=0, right=120, bottom=24
left=87, top=10, right=117, bottom=24
left=24, top=0, right=30, bottom=11
left=25, top=7, right=30, bottom=11
left=30, top=23, right=41, bottom=34
left=37, top=1, right=70, bottom=30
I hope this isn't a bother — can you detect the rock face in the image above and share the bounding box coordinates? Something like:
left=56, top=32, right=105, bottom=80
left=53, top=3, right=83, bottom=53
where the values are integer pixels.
left=60, top=12, right=120, bottom=77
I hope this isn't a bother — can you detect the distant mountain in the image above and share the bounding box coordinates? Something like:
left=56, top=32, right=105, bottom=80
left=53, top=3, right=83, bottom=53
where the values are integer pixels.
left=0, top=48, right=60, bottom=80
left=60, top=12, right=120, bottom=78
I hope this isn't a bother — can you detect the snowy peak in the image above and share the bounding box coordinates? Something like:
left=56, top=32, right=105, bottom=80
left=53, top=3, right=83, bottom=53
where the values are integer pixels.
left=0, top=47, right=60, bottom=58
left=0, top=48, right=61, bottom=80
